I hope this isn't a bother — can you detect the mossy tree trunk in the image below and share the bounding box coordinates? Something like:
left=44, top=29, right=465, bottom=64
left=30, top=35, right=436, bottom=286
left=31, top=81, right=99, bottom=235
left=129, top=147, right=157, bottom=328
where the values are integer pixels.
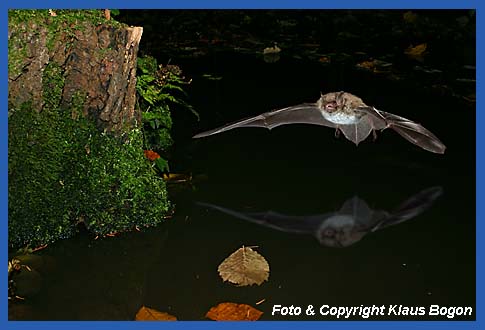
left=8, top=11, right=142, bottom=132
left=8, top=11, right=171, bottom=249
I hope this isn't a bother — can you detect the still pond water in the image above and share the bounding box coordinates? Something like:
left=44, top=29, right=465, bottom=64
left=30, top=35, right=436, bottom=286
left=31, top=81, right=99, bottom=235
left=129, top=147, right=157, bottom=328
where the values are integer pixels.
left=11, top=52, right=475, bottom=321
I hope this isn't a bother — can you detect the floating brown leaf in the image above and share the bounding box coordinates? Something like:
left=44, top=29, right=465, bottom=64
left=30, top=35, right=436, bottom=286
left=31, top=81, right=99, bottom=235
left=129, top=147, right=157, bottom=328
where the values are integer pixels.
left=135, top=306, right=177, bottom=321
left=405, top=43, right=427, bottom=60
left=356, top=59, right=376, bottom=70
left=218, top=246, right=269, bottom=286
left=206, top=302, right=263, bottom=321
left=403, top=11, right=418, bottom=24
left=162, top=173, right=192, bottom=183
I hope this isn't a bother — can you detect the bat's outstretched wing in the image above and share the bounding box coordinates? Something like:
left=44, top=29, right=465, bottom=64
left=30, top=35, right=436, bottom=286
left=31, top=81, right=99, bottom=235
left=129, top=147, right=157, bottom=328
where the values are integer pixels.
left=193, top=103, right=336, bottom=138
left=356, top=107, right=446, bottom=154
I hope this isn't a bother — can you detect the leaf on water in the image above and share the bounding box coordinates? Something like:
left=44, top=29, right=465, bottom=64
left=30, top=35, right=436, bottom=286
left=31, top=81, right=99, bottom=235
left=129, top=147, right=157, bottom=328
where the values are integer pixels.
left=356, top=60, right=376, bottom=70
left=263, top=45, right=281, bottom=54
left=405, top=43, right=427, bottom=60
left=135, top=306, right=177, bottom=321
left=356, top=59, right=392, bottom=73
left=162, top=173, right=191, bottom=183
left=206, top=302, right=263, bottom=321
left=403, top=11, right=418, bottom=24
left=218, top=246, right=269, bottom=286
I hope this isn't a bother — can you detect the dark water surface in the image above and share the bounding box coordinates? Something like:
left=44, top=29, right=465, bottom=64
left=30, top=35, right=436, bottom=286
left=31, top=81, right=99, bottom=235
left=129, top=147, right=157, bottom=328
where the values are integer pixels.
left=10, top=52, right=475, bottom=321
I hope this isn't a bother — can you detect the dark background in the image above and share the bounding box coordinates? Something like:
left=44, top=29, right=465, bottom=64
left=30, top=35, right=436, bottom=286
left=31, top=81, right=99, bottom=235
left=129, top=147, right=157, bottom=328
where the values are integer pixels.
left=10, top=10, right=476, bottom=321
left=119, top=9, right=476, bottom=320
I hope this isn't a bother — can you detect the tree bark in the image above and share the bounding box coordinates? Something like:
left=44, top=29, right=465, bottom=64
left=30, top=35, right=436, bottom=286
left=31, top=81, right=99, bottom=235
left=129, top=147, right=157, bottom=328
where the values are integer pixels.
left=8, top=15, right=143, bottom=133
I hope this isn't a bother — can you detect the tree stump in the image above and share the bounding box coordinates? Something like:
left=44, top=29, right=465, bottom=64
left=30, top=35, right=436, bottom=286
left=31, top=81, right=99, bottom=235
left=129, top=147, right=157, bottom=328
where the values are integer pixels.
left=8, top=11, right=171, bottom=249
left=8, top=11, right=143, bottom=133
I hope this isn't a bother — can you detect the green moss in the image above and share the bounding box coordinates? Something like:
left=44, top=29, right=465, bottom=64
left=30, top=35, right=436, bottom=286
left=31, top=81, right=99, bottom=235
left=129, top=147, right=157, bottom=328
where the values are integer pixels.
left=72, top=128, right=171, bottom=235
left=8, top=9, right=124, bottom=31
left=8, top=10, right=125, bottom=77
left=8, top=10, right=172, bottom=249
left=42, top=62, right=65, bottom=110
left=9, top=102, right=171, bottom=248
left=8, top=103, right=76, bottom=247
left=7, top=26, right=28, bottom=79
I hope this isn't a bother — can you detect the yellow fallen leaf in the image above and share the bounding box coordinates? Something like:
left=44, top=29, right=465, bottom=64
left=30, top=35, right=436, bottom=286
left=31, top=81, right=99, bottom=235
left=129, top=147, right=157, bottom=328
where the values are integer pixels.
left=218, top=246, right=269, bottom=286
left=206, top=302, right=263, bottom=321
left=403, top=11, right=418, bottom=23
left=263, top=45, right=281, bottom=54
left=135, top=306, right=177, bottom=321
left=356, top=60, right=376, bottom=70
left=162, top=173, right=192, bottom=183
left=405, top=43, right=427, bottom=59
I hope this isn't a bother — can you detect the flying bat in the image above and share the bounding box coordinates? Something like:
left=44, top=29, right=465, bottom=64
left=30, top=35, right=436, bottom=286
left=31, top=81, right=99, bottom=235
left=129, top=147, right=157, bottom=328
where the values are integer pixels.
left=197, top=186, right=443, bottom=248
left=193, top=91, right=446, bottom=154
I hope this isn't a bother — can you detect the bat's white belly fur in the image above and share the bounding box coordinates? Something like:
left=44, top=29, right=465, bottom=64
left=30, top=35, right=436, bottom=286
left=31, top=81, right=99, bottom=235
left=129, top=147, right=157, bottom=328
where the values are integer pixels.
left=320, top=111, right=359, bottom=124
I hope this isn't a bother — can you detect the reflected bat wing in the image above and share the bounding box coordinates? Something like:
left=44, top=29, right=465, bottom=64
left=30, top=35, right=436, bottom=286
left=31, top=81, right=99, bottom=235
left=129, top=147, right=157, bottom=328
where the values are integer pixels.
left=337, top=195, right=390, bottom=228
left=356, top=107, right=446, bottom=154
left=193, top=103, right=336, bottom=138
left=196, top=201, right=327, bottom=234
left=371, top=186, right=443, bottom=232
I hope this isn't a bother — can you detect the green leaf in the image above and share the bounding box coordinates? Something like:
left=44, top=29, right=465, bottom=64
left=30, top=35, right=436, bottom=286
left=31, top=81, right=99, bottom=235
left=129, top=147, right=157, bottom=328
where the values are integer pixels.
left=161, top=83, right=185, bottom=93
left=155, top=157, right=169, bottom=173
left=136, top=55, right=197, bottom=150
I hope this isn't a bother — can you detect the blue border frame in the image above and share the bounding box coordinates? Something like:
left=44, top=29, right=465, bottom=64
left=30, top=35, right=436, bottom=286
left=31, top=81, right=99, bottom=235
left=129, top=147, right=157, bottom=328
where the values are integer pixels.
left=3, top=1, right=482, bottom=329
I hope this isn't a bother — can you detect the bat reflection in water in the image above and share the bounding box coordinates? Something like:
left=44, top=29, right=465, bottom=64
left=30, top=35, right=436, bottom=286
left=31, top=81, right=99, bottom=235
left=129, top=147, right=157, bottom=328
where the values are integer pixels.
left=193, top=92, right=446, bottom=154
left=197, top=187, right=443, bottom=248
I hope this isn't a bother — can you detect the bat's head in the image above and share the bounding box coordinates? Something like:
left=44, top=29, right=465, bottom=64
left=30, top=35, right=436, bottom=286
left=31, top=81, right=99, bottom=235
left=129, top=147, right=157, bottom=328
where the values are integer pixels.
left=318, top=91, right=366, bottom=113
left=323, top=100, right=338, bottom=113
